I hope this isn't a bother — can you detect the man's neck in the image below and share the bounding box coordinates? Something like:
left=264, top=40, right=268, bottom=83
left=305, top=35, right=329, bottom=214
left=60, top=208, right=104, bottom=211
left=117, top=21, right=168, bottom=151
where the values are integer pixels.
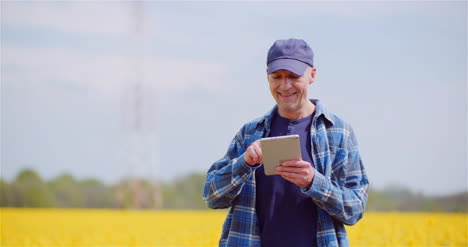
left=278, top=101, right=316, bottom=120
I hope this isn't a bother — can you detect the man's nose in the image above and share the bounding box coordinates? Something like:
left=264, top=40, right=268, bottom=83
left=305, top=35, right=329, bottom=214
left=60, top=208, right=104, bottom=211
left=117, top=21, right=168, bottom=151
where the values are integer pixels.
left=279, top=79, right=292, bottom=90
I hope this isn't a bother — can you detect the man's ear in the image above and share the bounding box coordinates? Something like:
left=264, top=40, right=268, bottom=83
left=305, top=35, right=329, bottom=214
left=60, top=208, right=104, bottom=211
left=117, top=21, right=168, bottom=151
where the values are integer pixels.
left=309, top=67, right=317, bottom=85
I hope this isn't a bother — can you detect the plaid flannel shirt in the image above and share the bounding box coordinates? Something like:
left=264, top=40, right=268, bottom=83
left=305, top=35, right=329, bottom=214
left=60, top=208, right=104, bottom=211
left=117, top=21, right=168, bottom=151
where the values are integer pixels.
left=203, top=99, right=369, bottom=247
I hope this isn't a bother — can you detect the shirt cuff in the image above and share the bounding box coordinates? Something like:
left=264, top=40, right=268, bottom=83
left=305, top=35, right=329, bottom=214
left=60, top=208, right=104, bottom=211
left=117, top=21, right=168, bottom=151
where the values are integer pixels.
left=301, top=169, right=327, bottom=200
left=232, top=153, right=260, bottom=177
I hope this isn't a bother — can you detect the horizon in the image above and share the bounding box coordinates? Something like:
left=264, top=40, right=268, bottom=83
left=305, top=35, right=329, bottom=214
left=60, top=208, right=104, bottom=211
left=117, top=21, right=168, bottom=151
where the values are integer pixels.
left=2, top=1, right=467, bottom=196
left=4, top=166, right=468, bottom=198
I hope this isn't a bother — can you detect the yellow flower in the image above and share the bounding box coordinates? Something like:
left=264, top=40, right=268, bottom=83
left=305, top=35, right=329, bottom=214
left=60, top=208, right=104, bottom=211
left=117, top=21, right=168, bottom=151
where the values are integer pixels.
left=1, top=208, right=467, bottom=246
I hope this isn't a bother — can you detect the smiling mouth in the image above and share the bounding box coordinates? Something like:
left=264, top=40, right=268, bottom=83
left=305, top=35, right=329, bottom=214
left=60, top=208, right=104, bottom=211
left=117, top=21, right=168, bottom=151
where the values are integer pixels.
left=278, top=92, right=297, bottom=98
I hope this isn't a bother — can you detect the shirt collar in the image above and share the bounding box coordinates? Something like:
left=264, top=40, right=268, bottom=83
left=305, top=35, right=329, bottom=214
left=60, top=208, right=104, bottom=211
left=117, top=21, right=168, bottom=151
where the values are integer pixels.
left=310, top=99, right=335, bottom=126
left=260, top=99, right=335, bottom=130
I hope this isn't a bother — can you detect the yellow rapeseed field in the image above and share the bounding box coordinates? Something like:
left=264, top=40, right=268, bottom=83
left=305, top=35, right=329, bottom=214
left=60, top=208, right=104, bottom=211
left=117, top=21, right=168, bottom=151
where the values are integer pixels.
left=1, top=208, right=466, bottom=247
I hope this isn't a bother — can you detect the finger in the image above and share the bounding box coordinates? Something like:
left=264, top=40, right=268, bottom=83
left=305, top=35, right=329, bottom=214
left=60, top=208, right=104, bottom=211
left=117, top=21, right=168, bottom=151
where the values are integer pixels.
left=276, top=166, right=308, bottom=174
left=246, top=147, right=258, bottom=162
left=279, top=172, right=310, bottom=187
left=253, top=139, right=262, bottom=146
left=279, top=173, right=303, bottom=185
left=249, top=147, right=259, bottom=161
left=278, top=171, right=303, bottom=179
left=253, top=146, right=262, bottom=162
left=249, top=143, right=261, bottom=161
left=252, top=140, right=261, bottom=151
left=281, top=160, right=309, bottom=167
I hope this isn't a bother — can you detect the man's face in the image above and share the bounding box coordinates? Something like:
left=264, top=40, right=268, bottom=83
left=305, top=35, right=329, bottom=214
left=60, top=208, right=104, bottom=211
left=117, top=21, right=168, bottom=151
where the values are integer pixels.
left=267, top=66, right=316, bottom=116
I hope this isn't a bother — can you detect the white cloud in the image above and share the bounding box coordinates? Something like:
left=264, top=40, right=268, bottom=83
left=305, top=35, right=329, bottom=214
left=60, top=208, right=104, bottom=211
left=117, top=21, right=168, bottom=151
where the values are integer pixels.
left=2, top=47, right=228, bottom=98
left=2, top=2, right=139, bottom=35
left=3, top=1, right=460, bottom=37
left=2, top=1, right=230, bottom=101
left=260, top=1, right=462, bottom=18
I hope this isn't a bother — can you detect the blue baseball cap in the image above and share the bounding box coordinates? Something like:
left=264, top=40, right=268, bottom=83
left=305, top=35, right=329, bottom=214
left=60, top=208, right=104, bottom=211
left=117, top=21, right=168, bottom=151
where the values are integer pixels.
left=267, top=38, right=314, bottom=75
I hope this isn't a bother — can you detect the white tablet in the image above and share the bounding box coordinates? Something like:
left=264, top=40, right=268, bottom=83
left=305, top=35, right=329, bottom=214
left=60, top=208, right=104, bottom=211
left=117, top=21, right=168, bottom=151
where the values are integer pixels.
left=260, top=134, right=302, bottom=176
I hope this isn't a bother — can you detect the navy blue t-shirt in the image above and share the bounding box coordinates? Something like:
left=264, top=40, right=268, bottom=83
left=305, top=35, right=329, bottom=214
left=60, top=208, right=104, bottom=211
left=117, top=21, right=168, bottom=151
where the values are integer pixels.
left=255, top=110, right=318, bottom=247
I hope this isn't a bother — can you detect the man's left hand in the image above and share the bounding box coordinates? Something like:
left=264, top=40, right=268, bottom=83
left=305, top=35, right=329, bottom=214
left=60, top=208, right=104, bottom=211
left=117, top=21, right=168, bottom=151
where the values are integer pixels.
left=275, top=160, right=315, bottom=189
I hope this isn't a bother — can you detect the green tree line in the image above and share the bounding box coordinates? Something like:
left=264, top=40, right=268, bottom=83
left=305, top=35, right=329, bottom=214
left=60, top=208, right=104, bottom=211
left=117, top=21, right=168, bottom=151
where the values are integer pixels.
left=0, top=168, right=206, bottom=209
left=1, top=168, right=466, bottom=212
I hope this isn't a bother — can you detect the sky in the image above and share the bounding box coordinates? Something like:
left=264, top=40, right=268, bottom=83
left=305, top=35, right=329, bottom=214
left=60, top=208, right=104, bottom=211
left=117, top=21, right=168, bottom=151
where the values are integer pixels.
left=1, top=1, right=467, bottom=195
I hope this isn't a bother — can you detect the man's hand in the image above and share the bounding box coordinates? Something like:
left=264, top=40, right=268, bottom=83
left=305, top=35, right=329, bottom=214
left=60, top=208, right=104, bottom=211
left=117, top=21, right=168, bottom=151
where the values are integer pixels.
left=244, top=140, right=263, bottom=166
left=276, top=160, right=315, bottom=189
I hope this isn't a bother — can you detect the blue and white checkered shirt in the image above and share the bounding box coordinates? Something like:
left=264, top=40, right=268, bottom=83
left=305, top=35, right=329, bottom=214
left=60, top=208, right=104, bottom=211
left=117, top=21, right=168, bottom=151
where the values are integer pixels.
left=203, top=99, right=369, bottom=247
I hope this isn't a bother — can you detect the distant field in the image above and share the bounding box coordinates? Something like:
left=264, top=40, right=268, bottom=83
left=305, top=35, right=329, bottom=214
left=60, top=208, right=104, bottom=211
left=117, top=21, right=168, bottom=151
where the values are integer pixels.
left=1, top=208, right=467, bottom=246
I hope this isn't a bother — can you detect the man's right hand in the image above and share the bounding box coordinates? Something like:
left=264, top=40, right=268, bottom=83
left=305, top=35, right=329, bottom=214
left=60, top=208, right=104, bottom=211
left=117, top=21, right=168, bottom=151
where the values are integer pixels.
left=244, top=140, right=263, bottom=166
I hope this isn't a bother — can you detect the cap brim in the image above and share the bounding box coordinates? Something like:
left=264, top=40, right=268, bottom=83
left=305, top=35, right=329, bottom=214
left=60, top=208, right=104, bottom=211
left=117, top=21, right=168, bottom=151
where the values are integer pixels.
left=267, top=58, right=309, bottom=75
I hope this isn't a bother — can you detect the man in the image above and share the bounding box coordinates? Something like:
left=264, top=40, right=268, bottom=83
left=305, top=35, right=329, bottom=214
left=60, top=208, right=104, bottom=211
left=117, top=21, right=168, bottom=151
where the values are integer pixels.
left=203, top=38, right=369, bottom=247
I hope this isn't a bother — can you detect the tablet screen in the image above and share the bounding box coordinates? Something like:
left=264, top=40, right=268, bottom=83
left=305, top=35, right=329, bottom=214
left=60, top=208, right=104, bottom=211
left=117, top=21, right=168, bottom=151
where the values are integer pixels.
left=260, top=134, right=302, bottom=176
